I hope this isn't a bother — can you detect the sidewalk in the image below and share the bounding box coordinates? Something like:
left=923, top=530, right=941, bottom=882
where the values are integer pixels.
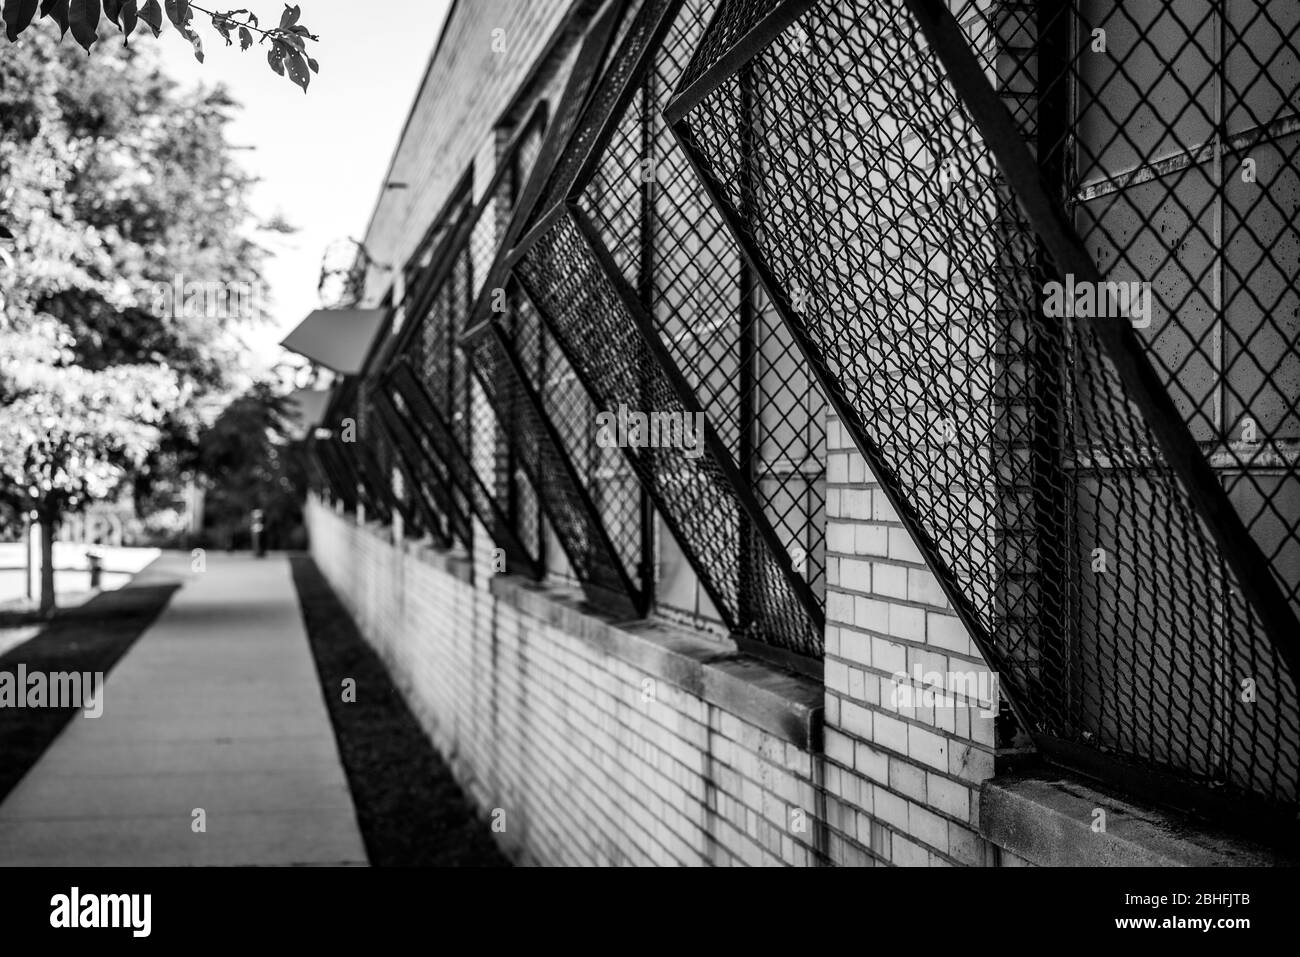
left=0, top=553, right=367, bottom=866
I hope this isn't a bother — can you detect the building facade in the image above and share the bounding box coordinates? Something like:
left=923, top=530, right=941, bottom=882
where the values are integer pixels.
left=303, top=0, right=1300, bottom=865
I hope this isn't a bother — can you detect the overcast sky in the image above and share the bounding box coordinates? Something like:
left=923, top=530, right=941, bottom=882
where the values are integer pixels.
left=157, top=0, right=453, bottom=375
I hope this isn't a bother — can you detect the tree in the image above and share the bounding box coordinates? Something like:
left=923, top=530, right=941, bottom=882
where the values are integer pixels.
left=3, top=1, right=320, bottom=91
left=0, top=319, right=177, bottom=607
left=0, top=25, right=275, bottom=610
left=198, top=380, right=307, bottom=551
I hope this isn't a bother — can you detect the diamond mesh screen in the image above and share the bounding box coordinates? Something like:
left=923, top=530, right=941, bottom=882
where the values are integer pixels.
left=527, top=0, right=663, bottom=231
left=510, top=0, right=824, bottom=662
left=380, top=383, right=466, bottom=550
left=308, top=434, right=359, bottom=513
left=386, top=185, right=547, bottom=568
left=468, top=114, right=550, bottom=568
left=334, top=380, right=392, bottom=525
left=579, top=0, right=830, bottom=620
left=672, top=0, right=1300, bottom=814
left=385, top=361, right=537, bottom=574
left=515, top=209, right=822, bottom=659
left=369, top=387, right=446, bottom=544
left=464, top=318, right=642, bottom=614
left=456, top=100, right=645, bottom=613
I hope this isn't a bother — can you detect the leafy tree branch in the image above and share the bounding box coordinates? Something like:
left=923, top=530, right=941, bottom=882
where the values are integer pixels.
left=2, top=1, right=320, bottom=91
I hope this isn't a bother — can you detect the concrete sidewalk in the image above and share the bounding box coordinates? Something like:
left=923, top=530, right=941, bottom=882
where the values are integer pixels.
left=0, top=553, right=367, bottom=866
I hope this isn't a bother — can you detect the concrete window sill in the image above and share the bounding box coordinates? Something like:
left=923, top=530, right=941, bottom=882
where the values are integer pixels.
left=487, top=574, right=824, bottom=752
left=980, top=772, right=1299, bottom=866
left=398, top=536, right=473, bottom=584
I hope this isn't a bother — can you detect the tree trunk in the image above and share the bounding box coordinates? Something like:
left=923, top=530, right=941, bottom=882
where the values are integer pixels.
left=39, top=512, right=56, bottom=614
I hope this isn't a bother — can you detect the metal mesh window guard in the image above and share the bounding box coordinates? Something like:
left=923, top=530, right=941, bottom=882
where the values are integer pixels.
left=322, top=382, right=366, bottom=520
left=1058, top=2, right=1300, bottom=617
left=467, top=0, right=631, bottom=334
left=381, top=98, right=645, bottom=589
left=384, top=360, right=539, bottom=574
left=481, top=270, right=646, bottom=609
left=373, top=377, right=469, bottom=551
left=304, top=439, right=329, bottom=501
left=359, top=377, right=404, bottom=526
left=466, top=109, right=553, bottom=574
left=376, top=180, right=481, bottom=555
left=338, top=380, right=393, bottom=526
left=310, top=385, right=384, bottom=524
left=577, top=0, right=830, bottom=624
left=523, top=0, right=661, bottom=240
left=542, top=315, right=648, bottom=588
left=369, top=387, right=434, bottom=539
left=507, top=0, right=825, bottom=667
left=306, top=434, right=357, bottom=512
left=464, top=312, right=644, bottom=616
left=454, top=2, right=653, bottom=617
left=304, top=443, right=333, bottom=502
left=669, top=0, right=1300, bottom=824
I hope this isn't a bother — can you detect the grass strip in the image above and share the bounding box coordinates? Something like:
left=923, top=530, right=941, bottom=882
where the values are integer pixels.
left=0, top=577, right=180, bottom=802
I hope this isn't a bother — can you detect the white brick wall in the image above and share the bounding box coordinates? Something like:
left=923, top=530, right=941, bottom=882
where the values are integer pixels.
left=819, top=412, right=1000, bottom=866
left=361, top=0, right=584, bottom=305
left=307, top=473, right=1020, bottom=867
left=308, top=499, right=828, bottom=867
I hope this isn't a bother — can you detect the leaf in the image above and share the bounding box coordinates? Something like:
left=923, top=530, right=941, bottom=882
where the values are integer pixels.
left=40, top=0, right=68, bottom=36
left=278, top=3, right=297, bottom=30
left=4, top=0, right=40, bottom=41
left=181, top=20, right=200, bottom=60
left=210, top=12, right=229, bottom=44
left=101, top=0, right=117, bottom=21
left=162, top=0, right=185, bottom=28
left=284, top=47, right=309, bottom=92
left=266, top=41, right=284, bottom=75
left=237, top=24, right=250, bottom=50
left=137, top=0, right=158, bottom=34
left=68, top=0, right=99, bottom=52
left=307, top=56, right=317, bottom=74
left=118, top=0, right=134, bottom=41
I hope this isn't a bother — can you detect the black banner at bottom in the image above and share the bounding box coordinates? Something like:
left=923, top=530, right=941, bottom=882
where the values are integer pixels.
left=0, top=865, right=1289, bottom=944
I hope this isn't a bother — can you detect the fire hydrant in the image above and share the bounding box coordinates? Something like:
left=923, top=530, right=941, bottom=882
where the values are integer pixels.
left=87, top=549, right=104, bottom=590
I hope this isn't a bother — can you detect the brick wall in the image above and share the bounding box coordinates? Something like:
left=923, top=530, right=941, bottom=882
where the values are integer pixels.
left=360, top=0, right=587, bottom=304
left=308, top=498, right=831, bottom=866
left=819, top=411, right=1004, bottom=866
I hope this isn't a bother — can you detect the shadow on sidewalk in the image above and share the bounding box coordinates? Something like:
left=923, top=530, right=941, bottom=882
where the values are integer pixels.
left=0, top=555, right=186, bottom=803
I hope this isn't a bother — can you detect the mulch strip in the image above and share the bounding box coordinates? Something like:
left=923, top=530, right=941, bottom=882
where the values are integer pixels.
left=288, top=553, right=510, bottom=867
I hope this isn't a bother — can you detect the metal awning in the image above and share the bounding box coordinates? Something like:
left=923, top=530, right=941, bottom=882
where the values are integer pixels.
left=280, top=308, right=387, bottom=375
left=285, top=387, right=333, bottom=438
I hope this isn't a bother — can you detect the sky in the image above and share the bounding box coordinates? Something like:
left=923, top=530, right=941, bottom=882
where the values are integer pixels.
left=156, top=0, right=453, bottom=375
